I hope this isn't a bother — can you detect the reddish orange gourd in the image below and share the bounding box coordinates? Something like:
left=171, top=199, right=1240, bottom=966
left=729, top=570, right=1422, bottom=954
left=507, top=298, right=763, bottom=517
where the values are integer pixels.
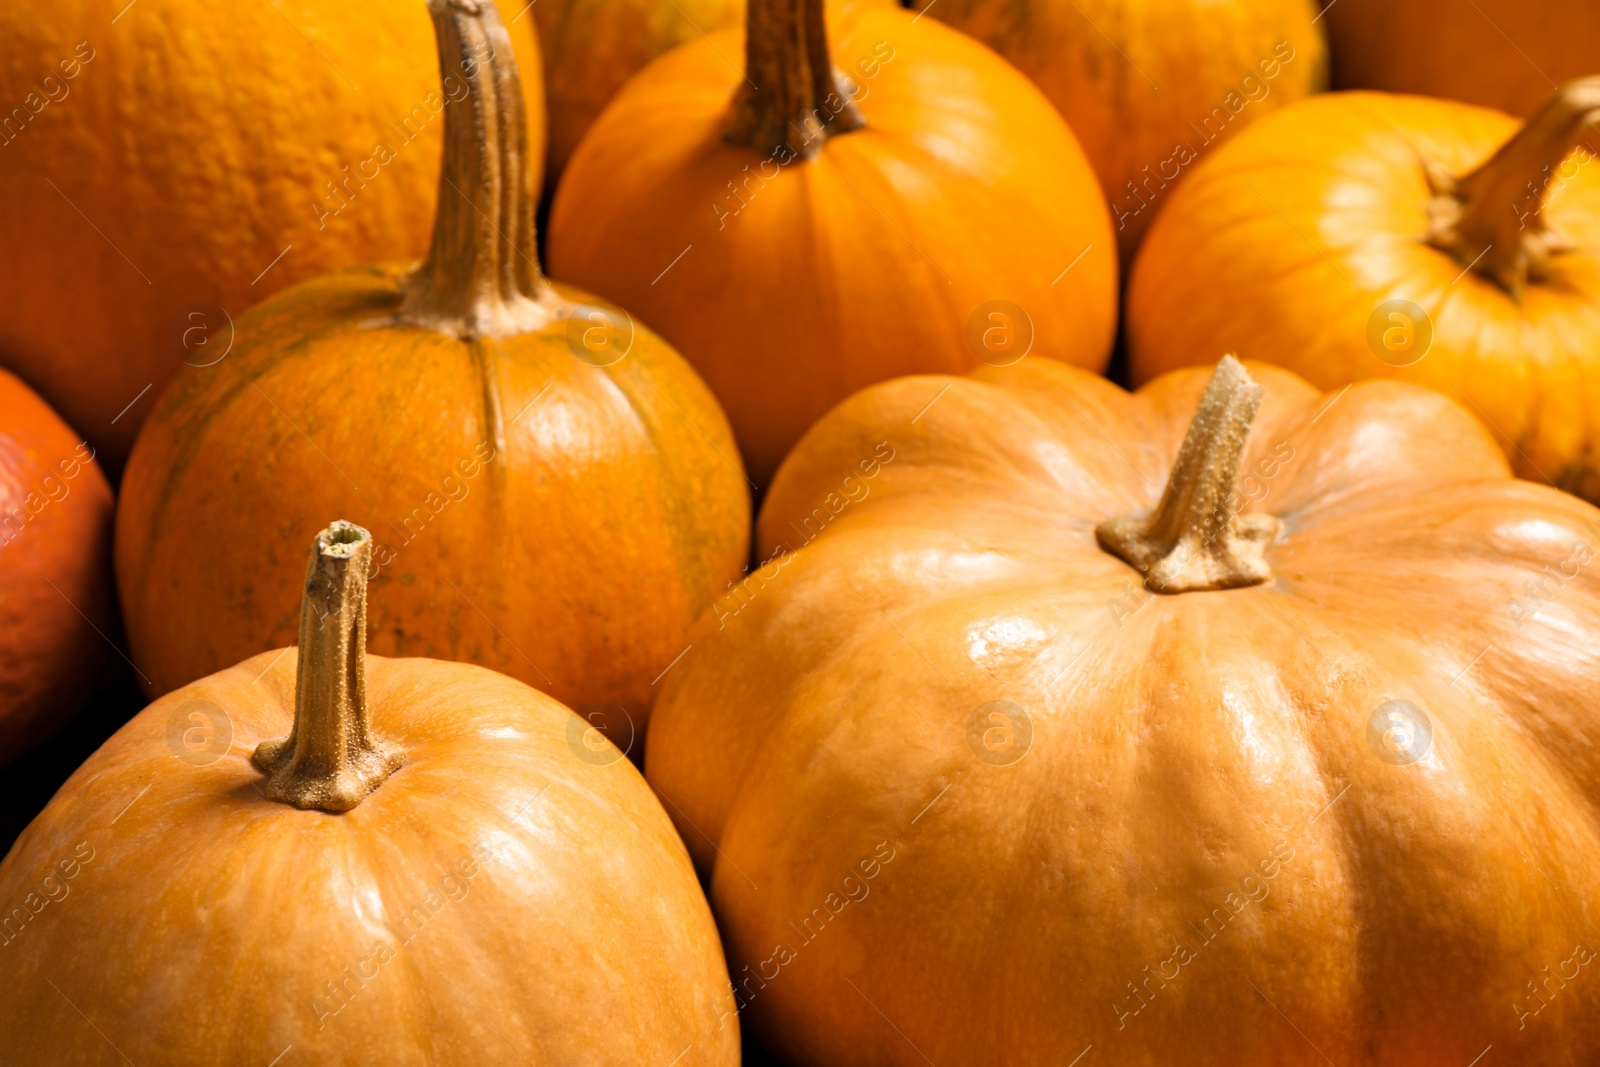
left=0, top=369, right=113, bottom=764
left=1130, top=81, right=1600, bottom=500
left=0, top=0, right=543, bottom=468
left=649, top=355, right=1600, bottom=1064
left=0, top=521, right=739, bottom=1064
left=548, top=0, right=1115, bottom=483
left=1323, top=0, right=1600, bottom=117
left=115, top=0, right=748, bottom=736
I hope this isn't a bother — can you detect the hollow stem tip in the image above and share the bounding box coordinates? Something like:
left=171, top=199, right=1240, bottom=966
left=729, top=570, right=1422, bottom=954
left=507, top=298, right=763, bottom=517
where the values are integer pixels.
left=1097, top=356, right=1281, bottom=593
left=253, top=521, right=404, bottom=812
left=1426, top=76, right=1600, bottom=297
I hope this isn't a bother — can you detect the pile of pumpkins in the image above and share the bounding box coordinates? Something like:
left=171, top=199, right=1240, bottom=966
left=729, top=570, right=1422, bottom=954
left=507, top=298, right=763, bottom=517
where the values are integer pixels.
left=2, top=0, right=1599, bottom=1062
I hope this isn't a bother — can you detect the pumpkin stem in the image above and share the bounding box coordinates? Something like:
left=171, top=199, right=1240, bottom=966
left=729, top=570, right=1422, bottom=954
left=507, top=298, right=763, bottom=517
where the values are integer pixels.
left=1425, top=76, right=1600, bottom=298
left=722, top=0, right=865, bottom=159
left=398, top=0, right=562, bottom=339
left=1096, top=356, right=1281, bottom=594
left=253, top=521, right=404, bottom=812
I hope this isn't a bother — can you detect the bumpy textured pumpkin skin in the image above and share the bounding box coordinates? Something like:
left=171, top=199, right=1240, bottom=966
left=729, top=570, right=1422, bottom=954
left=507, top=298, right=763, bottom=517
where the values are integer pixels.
left=0, top=0, right=543, bottom=468
left=116, top=265, right=749, bottom=725
left=0, top=650, right=739, bottom=1065
left=534, top=0, right=890, bottom=191
left=648, top=358, right=1600, bottom=1064
left=1129, top=92, right=1600, bottom=500
left=0, top=370, right=113, bottom=764
left=913, top=0, right=1326, bottom=258
left=1324, top=0, right=1600, bottom=116
left=548, top=5, right=1116, bottom=484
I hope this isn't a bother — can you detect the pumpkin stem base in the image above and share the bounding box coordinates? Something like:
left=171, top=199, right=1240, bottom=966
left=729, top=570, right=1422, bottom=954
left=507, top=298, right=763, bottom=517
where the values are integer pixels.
left=1425, top=76, right=1600, bottom=297
left=252, top=521, right=404, bottom=813
left=722, top=0, right=864, bottom=159
left=1097, top=356, right=1281, bottom=594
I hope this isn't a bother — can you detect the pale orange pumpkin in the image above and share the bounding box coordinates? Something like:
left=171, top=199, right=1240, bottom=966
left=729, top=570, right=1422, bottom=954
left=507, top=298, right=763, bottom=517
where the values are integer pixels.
left=648, top=354, right=1600, bottom=1064
left=1323, top=0, right=1600, bottom=117
left=548, top=0, right=1116, bottom=484
left=0, top=0, right=543, bottom=469
left=910, top=0, right=1328, bottom=259
left=1129, top=80, right=1600, bottom=501
left=116, top=0, right=749, bottom=733
left=0, top=521, right=739, bottom=1064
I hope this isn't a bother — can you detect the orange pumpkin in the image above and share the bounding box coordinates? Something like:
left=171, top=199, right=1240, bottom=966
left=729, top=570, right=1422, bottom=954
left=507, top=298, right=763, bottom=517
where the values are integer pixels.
left=115, top=0, right=749, bottom=737
left=0, top=520, right=739, bottom=1064
left=1129, top=80, right=1600, bottom=501
left=910, top=0, right=1327, bottom=259
left=1323, top=0, right=1600, bottom=116
left=0, top=370, right=113, bottom=764
left=0, top=0, right=543, bottom=468
left=534, top=0, right=889, bottom=194
left=547, top=0, right=1116, bottom=484
left=648, top=355, right=1600, bottom=1064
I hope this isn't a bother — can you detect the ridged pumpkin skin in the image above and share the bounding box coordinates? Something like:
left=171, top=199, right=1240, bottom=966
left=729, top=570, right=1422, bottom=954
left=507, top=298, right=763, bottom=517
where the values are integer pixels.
left=1324, top=0, right=1600, bottom=116
left=0, top=370, right=113, bottom=764
left=116, top=265, right=749, bottom=726
left=0, top=649, right=739, bottom=1064
left=534, top=0, right=891, bottom=191
left=1129, top=92, right=1600, bottom=500
left=0, top=0, right=543, bottom=468
left=548, top=5, right=1116, bottom=484
left=913, top=0, right=1327, bottom=259
left=648, top=357, right=1600, bottom=1064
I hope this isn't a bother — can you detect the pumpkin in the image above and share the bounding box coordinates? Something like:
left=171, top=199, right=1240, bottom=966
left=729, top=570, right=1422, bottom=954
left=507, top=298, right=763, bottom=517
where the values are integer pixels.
left=1322, top=0, right=1600, bottom=117
left=0, top=520, right=740, bottom=1064
left=647, top=354, right=1600, bottom=1064
left=1128, top=80, right=1600, bottom=502
left=0, top=0, right=543, bottom=469
left=0, top=369, right=114, bottom=765
left=547, top=0, right=1116, bottom=484
left=533, top=0, right=891, bottom=194
left=909, top=0, right=1327, bottom=260
left=115, top=0, right=749, bottom=740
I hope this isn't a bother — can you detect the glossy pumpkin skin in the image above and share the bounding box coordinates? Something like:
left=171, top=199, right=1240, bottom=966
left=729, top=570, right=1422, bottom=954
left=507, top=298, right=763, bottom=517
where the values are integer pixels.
left=1323, top=0, right=1600, bottom=116
left=116, top=265, right=750, bottom=727
left=0, top=0, right=543, bottom=468
left=548, top=5, right=1116, bottom=484
left=648, top=358, right=1600, bottom=1064
left=0, top=370, right=114, bottom=764
left=0, top=649, right=739, bottom=1064
left=534, top=0, right=891, bottom=192
left=1129, top=92, right=1600, bottom=501
left=912, top=0, right=1327, bottom=259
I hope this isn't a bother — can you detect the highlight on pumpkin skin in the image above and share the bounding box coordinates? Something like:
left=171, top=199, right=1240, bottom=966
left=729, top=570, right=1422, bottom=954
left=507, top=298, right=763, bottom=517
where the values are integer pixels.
left=1425, top=76, right=1600, bottom=297
left=253, top=521, right=404, bottom=813
left=1097, top=355, right=1282, bottom=592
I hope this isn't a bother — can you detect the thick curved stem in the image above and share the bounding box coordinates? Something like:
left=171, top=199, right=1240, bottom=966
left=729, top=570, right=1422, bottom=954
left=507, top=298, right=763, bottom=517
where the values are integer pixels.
left=1097, top=356, right=1281, bottom=593
left=722, top=0, right=865, bottom=159
left=253, top=521, right=403, bottom=812
left=1425, top=76, right=1600, bottom=297
left=399, top=0, right=562, bottom=339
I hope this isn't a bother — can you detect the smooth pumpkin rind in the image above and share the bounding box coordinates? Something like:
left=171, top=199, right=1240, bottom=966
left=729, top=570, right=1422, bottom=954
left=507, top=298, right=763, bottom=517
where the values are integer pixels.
left=116, top=262, right=750, bottom=728
left=1322, top=0, right=1600, bottom=116
left=548, top=4, right=1116, bottom=484
left=0, top=369, right=114, bottom=764
left=0, top=0, right=544, bottom=467
left=647, top=357, right=1600, bottom=1064
left=1128, top=91, right=1600, bottom=501
left=912, top=0, right=1328, bottom=258
left=0, top=651, right=739, bottom=1065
